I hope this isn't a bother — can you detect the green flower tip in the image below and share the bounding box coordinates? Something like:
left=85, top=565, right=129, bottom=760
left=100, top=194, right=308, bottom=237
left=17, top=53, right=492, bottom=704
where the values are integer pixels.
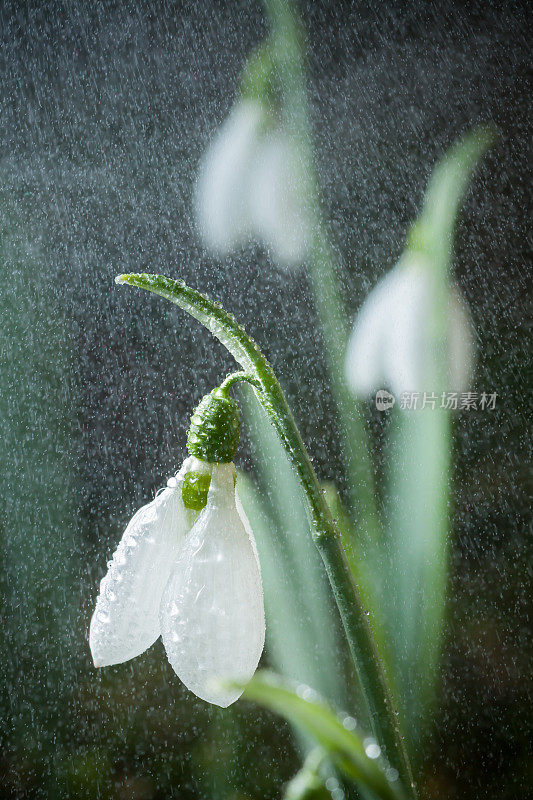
left=187, top=388, right=241, bottom=463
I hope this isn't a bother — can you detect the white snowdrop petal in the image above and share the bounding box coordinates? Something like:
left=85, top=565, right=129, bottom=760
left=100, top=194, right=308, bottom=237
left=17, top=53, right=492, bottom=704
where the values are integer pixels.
left=90, top=483, right=188, bottom=668
left=160, top=463, right=265, bottom=707
left=249, top=132, right=311, bottom=267
left=195, top=100, right=266, bottom=254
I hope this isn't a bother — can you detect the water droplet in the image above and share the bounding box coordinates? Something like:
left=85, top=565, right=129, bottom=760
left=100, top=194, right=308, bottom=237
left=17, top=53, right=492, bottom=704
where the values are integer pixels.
left=342, top=714, right=357, bottom=730
left=363, top=737, right=381, bottom=759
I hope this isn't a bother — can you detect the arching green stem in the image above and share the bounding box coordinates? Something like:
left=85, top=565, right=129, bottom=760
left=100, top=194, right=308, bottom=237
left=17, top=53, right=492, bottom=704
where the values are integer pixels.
left=218, top=371, right=263, bottom=396
left=115, top=273, right=416, bottom=798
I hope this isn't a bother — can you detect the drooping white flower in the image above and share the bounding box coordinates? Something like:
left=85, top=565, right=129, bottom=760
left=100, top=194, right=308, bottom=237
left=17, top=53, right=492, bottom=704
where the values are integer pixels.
left=160, top=462, right=265, bottom=707
left=345, top=252, right=474, bottom=400
left=89, top=457, right=202, bottom=668
left=195, top=99, right=311, bottom=268
left=90, top=456, right=265, bottom=707
left=195, top=99, right=267, bottom=255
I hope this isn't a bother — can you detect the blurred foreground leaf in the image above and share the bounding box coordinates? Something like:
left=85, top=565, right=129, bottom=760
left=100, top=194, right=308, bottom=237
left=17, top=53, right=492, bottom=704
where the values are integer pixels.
left=234, top=671, right=406, bottom=800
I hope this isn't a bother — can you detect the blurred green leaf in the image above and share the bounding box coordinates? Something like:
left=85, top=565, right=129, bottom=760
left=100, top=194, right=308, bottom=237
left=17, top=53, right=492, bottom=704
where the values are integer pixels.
left=408, top=124, right=497, bottom=262
left=237, top=471, right=320, bottom=693
left=322, top=484, right=396, bottom=701
left=240, top=390, right=358, bottom=716
left=384, top=125, right=496, bottom=753
left=235, top=671, right=406, bottom=800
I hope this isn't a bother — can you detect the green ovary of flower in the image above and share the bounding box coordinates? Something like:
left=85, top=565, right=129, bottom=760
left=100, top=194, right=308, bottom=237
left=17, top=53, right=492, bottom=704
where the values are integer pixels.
left=181, top=471, right=212, bottom=511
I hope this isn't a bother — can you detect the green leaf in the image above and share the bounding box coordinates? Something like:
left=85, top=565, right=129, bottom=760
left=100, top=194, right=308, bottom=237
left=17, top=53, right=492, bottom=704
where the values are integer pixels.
left=408, top=124, right=497, bottom=261
left=237, top=471, right=320, bottom=693
left=322, top=484, right=396, bottom=704
left=384, top=407, right=450, bottom=752
left=384, top=125, right=496, bottom=753
left=240, top=396, right=358, bottom=715
left=238, top=472, right=358, bottom=792
left=236, top=672, right=407, bottom=800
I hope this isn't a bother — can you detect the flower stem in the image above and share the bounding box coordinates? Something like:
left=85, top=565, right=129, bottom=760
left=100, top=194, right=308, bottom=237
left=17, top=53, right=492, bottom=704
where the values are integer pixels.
left=263, top=376, right=416, bottom=798
left=218, top=371, right=263, bottom=396
left=115, top=272, right=416, bottom=797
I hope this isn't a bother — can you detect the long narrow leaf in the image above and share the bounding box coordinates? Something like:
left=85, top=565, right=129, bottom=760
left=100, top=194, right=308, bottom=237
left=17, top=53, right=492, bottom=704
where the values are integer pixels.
left=237, top=471, right=323, bottom=693
left=242, top=392, right=358, bottom=714
left=384, top=125, right=496, bottom=751
left=234, top=672, right=406, bottom=800
left=415, top=124, right=497, bottom=251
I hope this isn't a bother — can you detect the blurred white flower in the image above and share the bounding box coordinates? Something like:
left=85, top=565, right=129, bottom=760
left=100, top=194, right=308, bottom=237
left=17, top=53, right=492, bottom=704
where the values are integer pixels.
left=345, top=253, right=474, bottom=400
left=195, top=99, right=311, bottom=268
left=90, top=458, right=264, bottom=707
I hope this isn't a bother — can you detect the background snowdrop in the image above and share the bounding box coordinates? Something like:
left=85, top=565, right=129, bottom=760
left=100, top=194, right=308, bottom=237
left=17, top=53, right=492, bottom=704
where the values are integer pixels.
left=345, top=252, right=474, bottom=400
left=195, top=97, right=311, bottom=267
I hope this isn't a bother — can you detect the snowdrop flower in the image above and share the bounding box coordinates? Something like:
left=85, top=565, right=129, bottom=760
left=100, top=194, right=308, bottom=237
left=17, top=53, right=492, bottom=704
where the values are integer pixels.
left=90, top=387, right=265, bottom=707
left=345, top=252, right=474, bottom=400
left=195, top=98, right=311, bottom=268
left=160, top=461, right=265, bottom=707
